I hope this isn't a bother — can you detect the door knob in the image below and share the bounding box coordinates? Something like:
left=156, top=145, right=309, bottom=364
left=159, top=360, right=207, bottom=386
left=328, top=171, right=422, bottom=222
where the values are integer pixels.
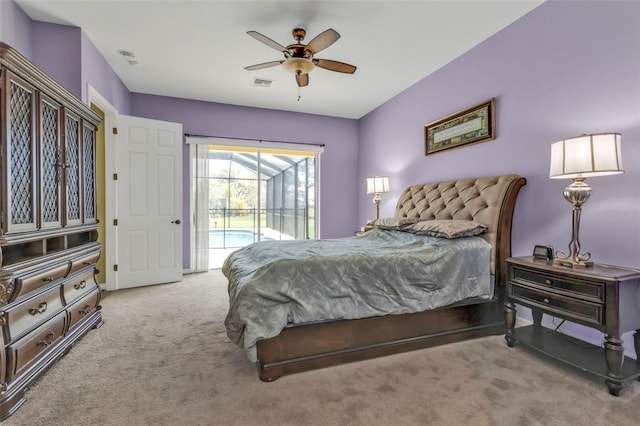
left=171, top=219, right=182, bottom=224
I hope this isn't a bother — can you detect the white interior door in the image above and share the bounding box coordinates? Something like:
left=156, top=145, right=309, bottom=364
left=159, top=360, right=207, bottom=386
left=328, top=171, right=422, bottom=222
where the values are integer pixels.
left=115, top=115, right=183, bottom=289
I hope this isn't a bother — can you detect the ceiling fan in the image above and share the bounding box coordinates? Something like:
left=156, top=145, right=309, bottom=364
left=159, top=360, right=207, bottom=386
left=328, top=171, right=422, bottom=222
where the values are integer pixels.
left=244, top=28, right=357, bottom=87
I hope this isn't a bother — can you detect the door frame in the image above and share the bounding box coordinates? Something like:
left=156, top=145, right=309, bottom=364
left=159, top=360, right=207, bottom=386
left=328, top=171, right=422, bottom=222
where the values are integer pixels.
left=87, top=84, right=118, bottom=291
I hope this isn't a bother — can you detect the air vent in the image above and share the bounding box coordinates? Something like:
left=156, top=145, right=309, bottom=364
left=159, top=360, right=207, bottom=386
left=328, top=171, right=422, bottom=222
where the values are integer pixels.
left=118, top=50, right=139, bottom=66
left=253, top=78, right=273, bottom=88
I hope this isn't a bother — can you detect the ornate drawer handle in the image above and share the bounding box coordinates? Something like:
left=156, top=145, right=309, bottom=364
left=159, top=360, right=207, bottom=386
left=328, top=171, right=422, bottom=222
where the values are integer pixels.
left=74, top=281, right=87, bottom=290
left=83, top=261, right=92, bottom=265
left=37, top=332, right=56, bottom=347
left=79, top=305, right=92, bottom=316
left=29, top=302, right=48, bottom=315
left=42, top=277, right=54, bottom=282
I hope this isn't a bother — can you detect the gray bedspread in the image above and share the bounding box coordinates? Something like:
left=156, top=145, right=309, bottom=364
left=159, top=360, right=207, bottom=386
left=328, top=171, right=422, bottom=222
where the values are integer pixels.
left=222, top=228, right=491, bottom=362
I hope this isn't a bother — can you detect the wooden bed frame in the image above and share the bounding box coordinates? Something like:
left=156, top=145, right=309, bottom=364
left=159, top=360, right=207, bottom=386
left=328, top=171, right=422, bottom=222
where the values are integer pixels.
left=255, top=174, right=526, bottom=381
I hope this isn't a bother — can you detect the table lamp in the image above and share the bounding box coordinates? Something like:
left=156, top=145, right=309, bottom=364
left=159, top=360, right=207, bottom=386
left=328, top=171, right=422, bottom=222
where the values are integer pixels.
left=366, top=176, right=390, bottom=220
left=549, top=133, right=623, bottom=267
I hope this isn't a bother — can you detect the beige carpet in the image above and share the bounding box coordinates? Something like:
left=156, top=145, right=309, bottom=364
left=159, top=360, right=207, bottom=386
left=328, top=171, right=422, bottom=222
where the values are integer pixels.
left=3, top=270, right=639, bottom=426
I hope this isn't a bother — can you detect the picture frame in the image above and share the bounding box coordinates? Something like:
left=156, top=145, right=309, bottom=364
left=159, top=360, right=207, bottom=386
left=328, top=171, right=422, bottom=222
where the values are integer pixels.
left=424, top=99, right=495, bottom=156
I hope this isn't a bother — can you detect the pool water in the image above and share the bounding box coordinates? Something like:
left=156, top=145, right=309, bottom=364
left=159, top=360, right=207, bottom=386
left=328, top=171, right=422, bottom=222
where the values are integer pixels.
left=209, top=229, right=273, bottom=248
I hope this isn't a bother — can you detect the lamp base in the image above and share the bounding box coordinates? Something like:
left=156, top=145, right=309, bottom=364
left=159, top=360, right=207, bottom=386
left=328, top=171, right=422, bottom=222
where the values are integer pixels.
left=554, top=177, right=594, bottom=269
left=372, top=195, right=381, bottom=220
left=554, top=258, right=593, bottom=268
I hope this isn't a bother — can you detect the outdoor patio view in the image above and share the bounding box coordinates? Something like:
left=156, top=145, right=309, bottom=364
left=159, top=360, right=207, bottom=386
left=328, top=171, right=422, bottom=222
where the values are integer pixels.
left=207, top=145, right=317, bottom=268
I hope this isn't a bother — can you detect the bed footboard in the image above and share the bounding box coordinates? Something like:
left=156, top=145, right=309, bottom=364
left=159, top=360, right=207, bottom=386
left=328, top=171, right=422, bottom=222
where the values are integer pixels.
left=257, top=298, right=504, bottom=381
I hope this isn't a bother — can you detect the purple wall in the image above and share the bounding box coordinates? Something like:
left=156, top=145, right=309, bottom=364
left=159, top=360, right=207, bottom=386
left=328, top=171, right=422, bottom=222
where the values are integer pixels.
left=0, top=0, right=33, bottom=57
left=81, top=32, right=131, bottom=114
left=32, top=22, right=82, bottom=97
left=358, top=0, right=640, bottom=355
left=130, top=94, right=359, bottom=268
left=0, top=4, right=130, bottom=114
left=359, top=0, right=640, bottom=268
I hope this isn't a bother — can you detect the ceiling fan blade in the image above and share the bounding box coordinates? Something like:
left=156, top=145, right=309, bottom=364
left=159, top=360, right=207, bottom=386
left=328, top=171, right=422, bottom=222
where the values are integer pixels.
left=305, top=29, right=340, bottom=54
left=244, top=60, right=284, bottom=71
left=247, top=31, right=287, bottom=52
left=313, top=59, right=357, bottom=74
left=296, top=73, right=309, bottom=87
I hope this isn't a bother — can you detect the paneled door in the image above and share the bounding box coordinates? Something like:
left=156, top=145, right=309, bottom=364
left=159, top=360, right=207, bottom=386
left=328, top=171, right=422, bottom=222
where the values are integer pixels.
left=115, top=115, right=183, bottom=289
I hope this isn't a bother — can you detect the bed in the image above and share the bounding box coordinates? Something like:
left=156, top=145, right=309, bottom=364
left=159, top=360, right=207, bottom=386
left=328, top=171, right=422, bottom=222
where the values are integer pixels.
left=223, top=174, right=526, bottom=381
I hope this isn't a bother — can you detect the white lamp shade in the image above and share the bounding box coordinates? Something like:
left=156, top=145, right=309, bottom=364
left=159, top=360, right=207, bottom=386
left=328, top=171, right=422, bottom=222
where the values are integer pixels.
left=366, top=176, right=390, bottom=194
left=549, top=133, right=623, bottom=179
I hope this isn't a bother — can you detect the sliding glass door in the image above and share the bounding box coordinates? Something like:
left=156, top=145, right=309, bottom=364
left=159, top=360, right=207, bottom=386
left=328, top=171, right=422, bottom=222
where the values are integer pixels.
left=189, top=139, right=320, bottom=270
left=263, top=150, right=316, bottom=241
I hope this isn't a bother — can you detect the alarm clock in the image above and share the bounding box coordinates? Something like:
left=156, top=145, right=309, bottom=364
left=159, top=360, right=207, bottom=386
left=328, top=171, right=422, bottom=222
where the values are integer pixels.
left=533, top=245, right=554, bottom=261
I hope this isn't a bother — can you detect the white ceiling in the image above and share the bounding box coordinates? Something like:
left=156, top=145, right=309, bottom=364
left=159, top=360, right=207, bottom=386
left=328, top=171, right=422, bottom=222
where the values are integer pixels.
left=15, top=0, right=544, bottom=119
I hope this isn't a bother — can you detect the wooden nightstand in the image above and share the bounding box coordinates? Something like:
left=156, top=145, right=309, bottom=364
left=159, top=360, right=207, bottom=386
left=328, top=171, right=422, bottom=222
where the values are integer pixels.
left=504, top=256, right=640, bottom=396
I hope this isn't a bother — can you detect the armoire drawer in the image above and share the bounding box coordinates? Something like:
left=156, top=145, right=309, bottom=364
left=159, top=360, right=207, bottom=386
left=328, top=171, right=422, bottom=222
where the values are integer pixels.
left=67, top=288, right=100, bottom=331
left=3, top=286, right=64, bottom=343
left=6, top=311, right=66, bottom=381
left=61, top=269, right=96, bottom=306
left=12, top=262, right=70, bottom=301
left=68, top=251, right=100, bottom=276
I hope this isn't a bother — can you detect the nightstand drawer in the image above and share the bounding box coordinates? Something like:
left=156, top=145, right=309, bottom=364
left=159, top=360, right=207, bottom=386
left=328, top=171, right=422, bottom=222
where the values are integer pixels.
left=511, top=266, right=604, bottom=303
left=510, top=283, right=603, bottom=325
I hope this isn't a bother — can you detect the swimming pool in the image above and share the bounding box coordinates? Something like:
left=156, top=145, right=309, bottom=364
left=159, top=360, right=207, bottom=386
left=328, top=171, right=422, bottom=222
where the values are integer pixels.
left=209, top=229, right=273, bottom=248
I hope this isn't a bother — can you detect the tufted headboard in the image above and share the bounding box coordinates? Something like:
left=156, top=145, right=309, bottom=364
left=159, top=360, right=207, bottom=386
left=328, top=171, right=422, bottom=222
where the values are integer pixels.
left=395, top=174, right=526, bottom=284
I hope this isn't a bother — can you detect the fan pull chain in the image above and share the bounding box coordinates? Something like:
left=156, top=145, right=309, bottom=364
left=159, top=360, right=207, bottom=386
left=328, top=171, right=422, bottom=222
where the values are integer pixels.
left=298, top=86, right=301, bottom=102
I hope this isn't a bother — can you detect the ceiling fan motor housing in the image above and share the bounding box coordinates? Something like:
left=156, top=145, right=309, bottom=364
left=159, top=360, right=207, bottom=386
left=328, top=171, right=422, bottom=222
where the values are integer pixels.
left=283, top=41, right=314, bottom=74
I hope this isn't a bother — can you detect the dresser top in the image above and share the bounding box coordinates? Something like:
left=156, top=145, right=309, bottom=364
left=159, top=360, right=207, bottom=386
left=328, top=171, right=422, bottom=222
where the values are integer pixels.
left=508, top=256, right=640, bottom=282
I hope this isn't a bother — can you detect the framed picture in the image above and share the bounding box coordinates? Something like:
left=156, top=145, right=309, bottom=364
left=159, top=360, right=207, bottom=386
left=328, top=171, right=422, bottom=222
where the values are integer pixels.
left=424, top=99, right=495, bottom=156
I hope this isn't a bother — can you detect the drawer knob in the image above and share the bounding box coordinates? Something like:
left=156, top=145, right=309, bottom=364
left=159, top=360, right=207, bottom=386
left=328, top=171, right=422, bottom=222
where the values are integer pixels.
left=37, top=332, right=55, bottom=347
left=544, top=298, right=550, bottom=304
left=74, top=281, right=87, bottom=290
left=545, top=279, right=552, bottom=285
left=79, top=305, right=92, bottom=316
left=29, top=302, right=48, bottom=315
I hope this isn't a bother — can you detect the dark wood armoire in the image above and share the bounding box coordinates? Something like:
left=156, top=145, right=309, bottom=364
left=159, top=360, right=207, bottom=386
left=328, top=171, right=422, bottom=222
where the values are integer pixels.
left=0, top=42, right=102, bottom=419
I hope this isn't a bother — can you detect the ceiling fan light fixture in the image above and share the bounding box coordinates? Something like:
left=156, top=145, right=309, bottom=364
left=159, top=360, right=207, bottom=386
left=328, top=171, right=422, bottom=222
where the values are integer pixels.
left=282, top=57, right=314, bottom=74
